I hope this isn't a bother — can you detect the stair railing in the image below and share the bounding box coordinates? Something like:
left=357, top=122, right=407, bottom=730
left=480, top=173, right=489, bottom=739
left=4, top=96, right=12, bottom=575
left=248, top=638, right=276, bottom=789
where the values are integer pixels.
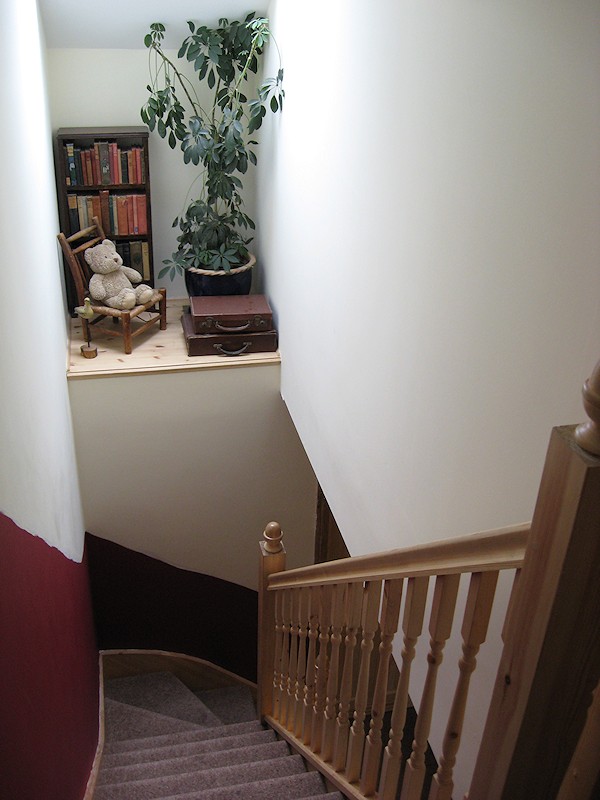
left=258, top=355, right=600, bottom=800
left=258, top=520, right=529, bottom=800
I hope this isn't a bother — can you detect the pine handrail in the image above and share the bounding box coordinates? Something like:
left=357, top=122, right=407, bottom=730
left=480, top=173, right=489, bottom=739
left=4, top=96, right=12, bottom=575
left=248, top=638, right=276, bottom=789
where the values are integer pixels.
left=267, top=523, right=529, bottom=590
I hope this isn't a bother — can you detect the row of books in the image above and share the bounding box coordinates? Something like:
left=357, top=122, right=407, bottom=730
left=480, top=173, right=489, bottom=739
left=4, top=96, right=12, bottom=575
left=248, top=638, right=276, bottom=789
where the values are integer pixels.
left=67, top=191, right=148, bottom=236
left=115, top=240, right=151, bottom=282
left=64, top=142, right=146, bottom=186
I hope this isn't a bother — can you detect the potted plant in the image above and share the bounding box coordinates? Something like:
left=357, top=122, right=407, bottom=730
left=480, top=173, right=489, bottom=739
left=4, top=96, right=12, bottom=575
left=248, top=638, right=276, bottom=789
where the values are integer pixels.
left=141, top=13, right=284, bottom=296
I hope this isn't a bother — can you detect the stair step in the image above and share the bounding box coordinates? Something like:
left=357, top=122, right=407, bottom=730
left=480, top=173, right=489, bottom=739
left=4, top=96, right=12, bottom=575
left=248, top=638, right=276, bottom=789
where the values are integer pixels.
left=194, top=685, right=257, bottom=724
left=105, top=698, right=205, bottom=742
left=97, top=739, right=290, bottom=786
left=144, top=769, right=329, bottom=800
left=105, top=672, right=221, bottom=727
left=103, top=719, right=264, bottom=754
left=102, top=727, right=276, bottom=768
left=94, top=754, right=308, bottom=800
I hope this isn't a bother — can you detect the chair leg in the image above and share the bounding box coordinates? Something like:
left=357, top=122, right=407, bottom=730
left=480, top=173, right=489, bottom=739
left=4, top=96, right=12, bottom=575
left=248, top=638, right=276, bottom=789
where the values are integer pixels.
left=159, top=288, right=167, bottom=330
left=122, top=313, right=132, bottom=354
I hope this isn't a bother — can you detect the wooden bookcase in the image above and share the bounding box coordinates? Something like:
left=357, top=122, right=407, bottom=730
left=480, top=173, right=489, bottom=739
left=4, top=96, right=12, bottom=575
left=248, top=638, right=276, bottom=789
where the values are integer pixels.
left=55, top=126, right=154, bottom=313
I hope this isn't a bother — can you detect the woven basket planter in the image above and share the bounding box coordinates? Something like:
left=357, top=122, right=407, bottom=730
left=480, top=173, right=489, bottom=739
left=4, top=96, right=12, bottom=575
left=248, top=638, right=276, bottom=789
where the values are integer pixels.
left=185, top=254, right=255, bottom=297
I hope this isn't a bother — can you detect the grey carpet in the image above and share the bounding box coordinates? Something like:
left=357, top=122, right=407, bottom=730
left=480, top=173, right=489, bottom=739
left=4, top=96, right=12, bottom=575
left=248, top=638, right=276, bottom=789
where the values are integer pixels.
left=96, top=671, right=342, bottom=799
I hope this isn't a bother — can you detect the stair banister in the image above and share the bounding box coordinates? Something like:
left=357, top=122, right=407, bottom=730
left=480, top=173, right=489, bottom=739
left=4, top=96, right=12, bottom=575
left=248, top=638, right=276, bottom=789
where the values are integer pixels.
left=468, top=358, right=600, bottom=800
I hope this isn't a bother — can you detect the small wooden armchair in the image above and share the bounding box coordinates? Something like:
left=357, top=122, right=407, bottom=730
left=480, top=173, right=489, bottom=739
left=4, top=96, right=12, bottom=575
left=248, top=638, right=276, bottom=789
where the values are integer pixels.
left=57, top=216, right=166, bottom=354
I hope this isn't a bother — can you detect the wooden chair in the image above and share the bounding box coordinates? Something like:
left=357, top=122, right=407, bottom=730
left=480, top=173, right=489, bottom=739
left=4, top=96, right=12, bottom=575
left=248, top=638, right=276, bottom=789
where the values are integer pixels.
left=57, top=216, right=166, bottom=354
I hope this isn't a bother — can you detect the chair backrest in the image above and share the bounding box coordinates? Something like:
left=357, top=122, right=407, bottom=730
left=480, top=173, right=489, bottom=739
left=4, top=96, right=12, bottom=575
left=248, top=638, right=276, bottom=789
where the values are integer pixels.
left=57, top=216, right=107, bottom=306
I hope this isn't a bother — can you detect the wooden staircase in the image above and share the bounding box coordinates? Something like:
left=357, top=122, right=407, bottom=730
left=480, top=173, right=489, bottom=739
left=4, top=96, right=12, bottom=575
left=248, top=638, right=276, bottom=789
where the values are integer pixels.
left=256, top=357, right=600, bottom=800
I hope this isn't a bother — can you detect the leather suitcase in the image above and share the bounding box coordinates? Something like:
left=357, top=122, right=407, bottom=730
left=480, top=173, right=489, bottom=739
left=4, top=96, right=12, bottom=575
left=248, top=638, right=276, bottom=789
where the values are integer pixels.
left=181, top=312, right=278, bottom=357
left=188, top=294, right=273, bottom=335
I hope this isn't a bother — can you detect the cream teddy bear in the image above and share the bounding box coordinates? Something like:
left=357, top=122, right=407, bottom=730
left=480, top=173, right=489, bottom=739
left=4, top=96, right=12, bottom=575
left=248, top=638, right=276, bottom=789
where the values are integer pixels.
left=84, top=239, right=155, bottom=310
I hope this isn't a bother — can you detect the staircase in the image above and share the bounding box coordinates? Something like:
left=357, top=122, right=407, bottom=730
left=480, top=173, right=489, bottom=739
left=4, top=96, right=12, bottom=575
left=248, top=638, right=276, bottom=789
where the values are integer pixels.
left=94, top=671, right=344, bottom=800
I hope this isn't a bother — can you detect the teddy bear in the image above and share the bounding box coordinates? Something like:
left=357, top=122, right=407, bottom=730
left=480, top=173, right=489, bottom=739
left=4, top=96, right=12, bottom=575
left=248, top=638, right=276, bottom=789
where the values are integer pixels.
left=84, top=239, right=155, bottom=310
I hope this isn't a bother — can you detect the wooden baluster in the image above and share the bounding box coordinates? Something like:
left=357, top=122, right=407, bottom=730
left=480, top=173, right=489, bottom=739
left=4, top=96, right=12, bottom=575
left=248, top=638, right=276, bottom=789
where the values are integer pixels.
left=278, top=588, right=292, bottom=729
left=401, top=572, right=461, bottom=800
left=272, top=589, right=285, bottom=721
left=285, top=587, right=300, bottom=731
left=428, top=570, right=499, bottom=800
left=311, top=584, right=333, bottom=753
left=302, top=586, right=321, bottom=745
left=346, top=580, right=383, bottom=783
left=293, top=586, right=310, bottom=738
left=379, top=576, right=429, bottom=800
left=333, top=581, right=364, bottom=771
left=258, top=521, right=286, bottom=720
left=323, top=583, right=347, bottom=762
left=360, top=578, right=404, bottom=794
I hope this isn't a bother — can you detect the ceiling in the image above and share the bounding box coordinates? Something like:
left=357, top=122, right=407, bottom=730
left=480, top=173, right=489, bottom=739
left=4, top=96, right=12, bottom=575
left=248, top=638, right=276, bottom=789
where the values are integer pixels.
left=38, top=1, right=269, bottom=49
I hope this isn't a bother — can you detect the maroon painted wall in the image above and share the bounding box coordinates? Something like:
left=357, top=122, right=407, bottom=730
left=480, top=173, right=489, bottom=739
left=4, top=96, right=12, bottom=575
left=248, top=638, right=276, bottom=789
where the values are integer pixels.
left=0, top=514, right=99, bottom=800
left=86, top=534, right=258, bottom=682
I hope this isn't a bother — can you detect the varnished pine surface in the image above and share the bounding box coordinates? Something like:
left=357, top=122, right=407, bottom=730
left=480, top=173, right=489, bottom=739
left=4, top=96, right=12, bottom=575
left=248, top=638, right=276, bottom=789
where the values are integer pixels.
left=67, top=299, right=280, bottom=378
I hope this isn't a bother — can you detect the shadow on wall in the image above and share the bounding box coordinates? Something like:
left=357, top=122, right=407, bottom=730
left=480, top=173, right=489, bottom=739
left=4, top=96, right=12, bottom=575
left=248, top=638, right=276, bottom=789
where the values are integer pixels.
left=86, top=533, right=258, bottom=682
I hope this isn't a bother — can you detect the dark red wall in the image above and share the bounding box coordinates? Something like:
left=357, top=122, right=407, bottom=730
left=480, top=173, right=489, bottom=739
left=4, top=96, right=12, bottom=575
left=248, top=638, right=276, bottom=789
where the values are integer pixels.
left=86, top=534, right=258, bottom=682
left=0, top=514, right=99, bottom=800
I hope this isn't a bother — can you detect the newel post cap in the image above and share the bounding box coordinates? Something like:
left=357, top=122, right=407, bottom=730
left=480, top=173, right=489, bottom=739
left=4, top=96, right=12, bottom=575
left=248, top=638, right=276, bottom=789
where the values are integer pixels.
left=574, top=357, right=600, bottom=456
left=263, top=521, right=284, bottom=554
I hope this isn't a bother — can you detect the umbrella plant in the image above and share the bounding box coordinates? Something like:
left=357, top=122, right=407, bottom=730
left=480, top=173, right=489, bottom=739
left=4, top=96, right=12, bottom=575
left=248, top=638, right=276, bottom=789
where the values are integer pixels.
left=141, top=13, right=284, bottom=279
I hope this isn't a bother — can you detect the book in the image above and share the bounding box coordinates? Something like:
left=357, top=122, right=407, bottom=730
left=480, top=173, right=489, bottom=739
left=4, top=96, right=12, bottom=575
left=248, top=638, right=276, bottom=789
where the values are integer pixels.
left=126, top=194, right=134, bottom=234
left=67, top=193, right=79, bottom=232
left=109, top=142, right=119, bottom=184
left=98, top=141, right=111, bottom=185
left=134, top=147, right=142, bottom=184
left=65, top=143, right=77, bottom=186
left=129, top=240, right=143, bottom=276
left=109, top=195, right=117, bottom=234
left=93, top=143, right=101, bottom=185
left=74, top=147, right=84, bottom=185
left=120, top=150, right=129, bottom=184
left=127, top=150, right=135, bottom=184
left=132, top=194, right=139, bottom=234
left=116, top=195, right=129, bottom=234
left=99, top=189, right=110, bottom=233
left=137, top=195, right=147, bottom=235
left=77, top=195, right=88, bottom=229
left=141, top=241, right=150, bottom=281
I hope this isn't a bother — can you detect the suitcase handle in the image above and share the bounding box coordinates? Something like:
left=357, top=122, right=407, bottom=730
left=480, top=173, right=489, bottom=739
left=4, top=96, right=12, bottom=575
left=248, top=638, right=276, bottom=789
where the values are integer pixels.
left=214, top=341, right=252, bottom=356
left=215, top=320, right=251, bottom=332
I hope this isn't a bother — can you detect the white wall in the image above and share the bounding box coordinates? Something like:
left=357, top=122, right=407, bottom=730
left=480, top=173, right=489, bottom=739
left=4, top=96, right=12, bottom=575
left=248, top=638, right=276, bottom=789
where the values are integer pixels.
left=68, top=363, right=317, bottom=590
left=46, top=48, right=259, bottom=301
left=258, top=0, right=600, bottom=795
left=0, top=0, right=84, bottom=561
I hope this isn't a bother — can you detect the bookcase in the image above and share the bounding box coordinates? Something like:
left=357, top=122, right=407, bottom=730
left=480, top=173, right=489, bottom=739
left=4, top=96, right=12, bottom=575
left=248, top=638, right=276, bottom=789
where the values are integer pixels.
left=55, top=126, right=154, bottom=313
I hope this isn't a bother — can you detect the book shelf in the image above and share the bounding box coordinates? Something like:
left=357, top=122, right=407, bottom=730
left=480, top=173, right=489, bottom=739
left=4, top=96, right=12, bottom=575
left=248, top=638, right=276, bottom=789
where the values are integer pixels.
left=55, top=126, right=154, bottom=313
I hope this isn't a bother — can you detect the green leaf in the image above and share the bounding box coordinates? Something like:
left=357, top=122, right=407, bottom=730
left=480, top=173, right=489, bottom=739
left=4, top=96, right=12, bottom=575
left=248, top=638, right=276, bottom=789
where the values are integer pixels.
left=144, top=33, right=152, bottom=48
left=207, top=68, right=215, bottom=89
left=187, top=20, right=195, bottom=33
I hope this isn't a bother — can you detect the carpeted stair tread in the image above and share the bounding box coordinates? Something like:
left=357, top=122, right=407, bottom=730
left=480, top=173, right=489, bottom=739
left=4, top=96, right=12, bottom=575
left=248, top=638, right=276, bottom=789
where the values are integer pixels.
left=103, top=719, right=264, bottom=754
left=94, top=754, right=308, bottom=800
left=97, top=739, right=291, bottom=786
left=139, top=770, right=330, bottom=800
left=101, top=727, right=276, bottom=768
left=104, top=698, right=205, bottom=742
left=194, top=685, right=257, bottom=724
left=105, top=672, right=221, bottom=727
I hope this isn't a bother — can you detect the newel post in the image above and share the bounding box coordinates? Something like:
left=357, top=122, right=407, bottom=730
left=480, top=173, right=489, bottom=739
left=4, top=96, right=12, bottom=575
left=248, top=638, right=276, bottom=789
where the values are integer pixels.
left=257, top=521, right=286, bottom=721
left=468, top=358, right=600, bottom=800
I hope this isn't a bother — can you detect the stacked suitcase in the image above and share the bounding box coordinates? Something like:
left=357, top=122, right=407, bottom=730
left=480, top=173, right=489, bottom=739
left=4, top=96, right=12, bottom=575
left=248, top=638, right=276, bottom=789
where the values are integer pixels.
left=181, top=295, right=278, bottom=357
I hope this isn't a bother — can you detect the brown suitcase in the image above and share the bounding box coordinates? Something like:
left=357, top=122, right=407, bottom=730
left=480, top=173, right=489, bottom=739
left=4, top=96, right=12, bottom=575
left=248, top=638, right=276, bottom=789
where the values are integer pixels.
left=181, top=312, right=278, bottom=357
left=188, top=294, right=273, bottom=335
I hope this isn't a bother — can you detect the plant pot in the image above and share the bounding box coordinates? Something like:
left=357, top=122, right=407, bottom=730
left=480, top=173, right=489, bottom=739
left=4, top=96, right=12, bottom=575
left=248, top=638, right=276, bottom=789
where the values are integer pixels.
left=184, top=255, right=255, bottom=297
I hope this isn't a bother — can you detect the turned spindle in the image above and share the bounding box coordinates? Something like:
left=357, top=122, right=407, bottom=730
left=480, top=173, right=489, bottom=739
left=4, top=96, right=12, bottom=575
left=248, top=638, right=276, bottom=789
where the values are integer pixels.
left=574, top=358, right=600, bottom=455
